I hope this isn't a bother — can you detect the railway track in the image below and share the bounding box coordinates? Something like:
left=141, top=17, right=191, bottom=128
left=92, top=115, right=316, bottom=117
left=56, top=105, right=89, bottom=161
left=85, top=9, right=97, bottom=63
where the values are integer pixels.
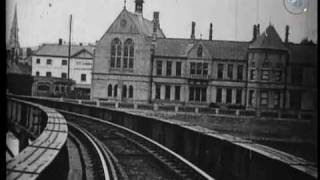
left=68, top=122, right=115, bottom=180
left=61, top=109, right=215, bottom=180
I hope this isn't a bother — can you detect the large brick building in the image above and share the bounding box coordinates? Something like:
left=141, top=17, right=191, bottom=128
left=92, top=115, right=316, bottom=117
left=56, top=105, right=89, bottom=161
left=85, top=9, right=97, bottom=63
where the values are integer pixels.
left=92, top=0, right=317, bottom=111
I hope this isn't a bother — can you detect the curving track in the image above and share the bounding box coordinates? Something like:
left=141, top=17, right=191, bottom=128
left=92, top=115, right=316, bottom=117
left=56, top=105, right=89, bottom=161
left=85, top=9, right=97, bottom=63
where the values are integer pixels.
left=61, top=109, right=215, bottom=180
left=67, top=122, right=112, bottom=180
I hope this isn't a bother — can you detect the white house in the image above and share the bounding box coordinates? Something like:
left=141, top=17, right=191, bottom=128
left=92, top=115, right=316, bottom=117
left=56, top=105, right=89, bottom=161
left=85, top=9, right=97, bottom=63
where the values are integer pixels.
left=32, top=39, right=95, bottom=97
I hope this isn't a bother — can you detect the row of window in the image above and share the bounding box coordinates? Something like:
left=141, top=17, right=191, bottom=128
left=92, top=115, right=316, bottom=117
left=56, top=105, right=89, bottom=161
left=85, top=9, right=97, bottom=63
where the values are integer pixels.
left=154, top=85, right=244, bottom=104
left=36, top=58, right=68, bottom=66
left=216, top=88, right=242, bottom=104
left=217, top=64, right=243, bottom=80
left=107, top=84, right=134, bottom=98
left=35, top=72, right=87, bottom=81
left=156, top=61, right=181, bottom=76
left=248, top=90, right=281, bottom=108
left=155, top=85, right=181, bottom=101
left=249, top=69, right=282, bottom=81
left=110, top=38, right=134, bottom=69
left=155, top=61, right=244, bottom=80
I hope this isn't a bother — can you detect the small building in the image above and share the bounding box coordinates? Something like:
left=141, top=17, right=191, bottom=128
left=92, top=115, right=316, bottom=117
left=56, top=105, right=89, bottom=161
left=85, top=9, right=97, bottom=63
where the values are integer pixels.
left=32, top=39, right=95, bottom=99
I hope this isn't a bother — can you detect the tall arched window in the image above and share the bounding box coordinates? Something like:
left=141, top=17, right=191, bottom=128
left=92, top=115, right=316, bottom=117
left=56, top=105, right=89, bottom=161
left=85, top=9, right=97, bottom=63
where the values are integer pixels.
left=122, top=85, right=127, bottom=98
left=124, top=39, right=134, bottom=69
left=197, top=45, right=203, bottom=57
left=108, top=84, right=112, bottom=97
left=129, top=85, right=133, bottom=98
left=114, top=85, right=118, bottom=97
left=111, top=38, right=122, bottom=68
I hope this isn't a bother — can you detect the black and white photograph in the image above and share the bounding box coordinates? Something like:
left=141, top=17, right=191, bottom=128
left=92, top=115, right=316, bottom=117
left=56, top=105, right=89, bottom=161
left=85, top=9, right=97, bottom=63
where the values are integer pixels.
left=6, top=0, right=318, bottom=179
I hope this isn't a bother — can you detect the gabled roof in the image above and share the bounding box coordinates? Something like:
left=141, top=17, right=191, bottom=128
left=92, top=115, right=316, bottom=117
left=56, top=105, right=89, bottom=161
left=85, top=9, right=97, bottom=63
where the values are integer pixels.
left=288, top=43, right=317, bottom=64
left=106, top=8, right=165, bottom=38
left=249, top=25, right=287, bottom=50
left=154, top=38, right=248, bottom=60
left=34, top=44, right=95, bottom=58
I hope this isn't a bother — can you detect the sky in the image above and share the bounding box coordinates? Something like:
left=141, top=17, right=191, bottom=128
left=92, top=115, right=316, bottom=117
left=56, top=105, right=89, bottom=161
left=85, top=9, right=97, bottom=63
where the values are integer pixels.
left=6, top=0, right=318, bottom=47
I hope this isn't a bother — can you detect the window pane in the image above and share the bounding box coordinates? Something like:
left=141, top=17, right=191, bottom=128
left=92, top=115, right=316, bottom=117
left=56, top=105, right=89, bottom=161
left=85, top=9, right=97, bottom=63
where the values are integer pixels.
left=237, top=65, right=243, bottom=80
left=196, top=63, right=202, bottom=75
left=129, top=86, right=133, bottom=98
left=236, top=89, right=242, bottom=104
left=218, top=64, right=223, bottom=79
left=216, top=88, right=222, bottom=103
left=190, top=63, right=195, bottom=74
left=176, top=62, right=181, bottom=76
left=156, top=60, right=162, bottom=75
left=122, top=85, right=127, bottom=98
left=165, top=85, right=170, bottom=100
left=175, top=86, right=180, bottom=100
left=123, top=57, right=128, bottom=68
left=226, top=88, right=232, bottom=103
left=189, top=87, right=194, bottom=101
left=195, top=88, right=200, bottom=101
left=116, top=57, right=121, bottom=67
left=111, top=57, right=115, bottom=67
left=201, top=88, right=206, bottom=102
left=108, top=85, right=112, bottom=97
left=249, top=90, right=255, bottom=105
left=166, top=61, right=172, bottom=76
left=227, top=64, right=233, bottom=79
left=155, top=85, right=161, bottom=99
left=261, top=70, right=270, bottom=80
left=129, top=58, right=133, bottom=68
left=203, top=63, right=208, bottom=75
left=260, top=91, right=268, bottom=106
left=114, top=85, right=118, bottom=97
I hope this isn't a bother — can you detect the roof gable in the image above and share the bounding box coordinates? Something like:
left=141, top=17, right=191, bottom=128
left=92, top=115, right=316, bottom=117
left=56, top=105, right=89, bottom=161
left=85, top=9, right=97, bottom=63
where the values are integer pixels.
left=249, top=25, right=287, bottom=50
left=105, top=8, right=165, bottom=38
left=72, top=49, right=93, bottom=59
left=187, top=41, right=211, bottom=59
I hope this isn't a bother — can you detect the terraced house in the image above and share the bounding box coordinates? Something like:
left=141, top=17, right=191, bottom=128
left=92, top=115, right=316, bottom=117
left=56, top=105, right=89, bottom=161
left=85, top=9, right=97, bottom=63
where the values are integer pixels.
left=92, top=0, right=317, bottom=111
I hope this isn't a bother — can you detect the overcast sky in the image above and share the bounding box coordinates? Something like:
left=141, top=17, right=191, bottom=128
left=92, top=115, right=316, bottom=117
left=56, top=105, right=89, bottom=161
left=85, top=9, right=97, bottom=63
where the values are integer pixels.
left=6, top=0, right=318, bottom=47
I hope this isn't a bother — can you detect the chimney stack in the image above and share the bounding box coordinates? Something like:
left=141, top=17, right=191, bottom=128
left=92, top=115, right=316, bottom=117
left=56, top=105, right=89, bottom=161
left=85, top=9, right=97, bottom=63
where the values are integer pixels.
left=191, top=21, right=195, bottom=40
left=285, top=25, right=289, bottom=43
left=153, top=11, right=159, bottom=40
left=135, top=0, right=144, bottom=15
left=209, top=23, right=213, bottom=40
left=58, top=38, right=62, bottom=45
left=257, top=24, right=260, bottom=35
left=252, top=24, right=257, bottom=41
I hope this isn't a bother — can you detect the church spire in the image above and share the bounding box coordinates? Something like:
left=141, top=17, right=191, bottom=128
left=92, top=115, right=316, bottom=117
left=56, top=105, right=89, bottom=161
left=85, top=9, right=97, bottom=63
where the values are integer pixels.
left=8, top=4, right=20, bottom=64
left=9, top=4, right=20, bottom=49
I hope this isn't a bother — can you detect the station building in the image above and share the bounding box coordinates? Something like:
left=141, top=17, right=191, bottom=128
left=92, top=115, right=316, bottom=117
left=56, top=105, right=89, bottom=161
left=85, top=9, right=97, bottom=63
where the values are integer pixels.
left=92, top=0, right=317, bottom=111
left=32, top=39, right=95, bottom=98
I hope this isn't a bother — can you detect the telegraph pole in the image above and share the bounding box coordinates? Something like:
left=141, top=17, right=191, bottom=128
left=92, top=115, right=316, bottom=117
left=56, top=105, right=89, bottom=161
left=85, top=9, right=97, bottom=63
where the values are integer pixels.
left=67, top=14, right=72, bottom=79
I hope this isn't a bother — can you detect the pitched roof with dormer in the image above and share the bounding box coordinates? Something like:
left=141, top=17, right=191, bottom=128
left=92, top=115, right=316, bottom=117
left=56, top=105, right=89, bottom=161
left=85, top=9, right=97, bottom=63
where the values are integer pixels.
left=33, top=44, right=95, bottom=58
left=105, top=8, right=165, bottom=38
left=154, top=38, right=249, bottom=60
left=249, top=25, right=287, bottom=50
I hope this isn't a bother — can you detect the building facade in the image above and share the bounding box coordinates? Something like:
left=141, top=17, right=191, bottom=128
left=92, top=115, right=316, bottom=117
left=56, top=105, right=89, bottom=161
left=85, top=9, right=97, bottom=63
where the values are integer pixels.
left=92, top=0, right=317, bottom=111
left=32, top=40, right=95, bottom=98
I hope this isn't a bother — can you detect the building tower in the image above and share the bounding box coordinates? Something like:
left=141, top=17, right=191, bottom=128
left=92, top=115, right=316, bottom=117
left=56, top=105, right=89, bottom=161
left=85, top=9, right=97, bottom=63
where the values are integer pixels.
left=8, top=4, right=20, bottom=64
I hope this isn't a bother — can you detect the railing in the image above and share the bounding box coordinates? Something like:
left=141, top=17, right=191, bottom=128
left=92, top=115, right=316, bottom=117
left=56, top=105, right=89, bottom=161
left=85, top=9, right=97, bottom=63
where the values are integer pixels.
left=10, top=94, right=317, bottom=180
left=6, top=97, right=68, bottom=180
